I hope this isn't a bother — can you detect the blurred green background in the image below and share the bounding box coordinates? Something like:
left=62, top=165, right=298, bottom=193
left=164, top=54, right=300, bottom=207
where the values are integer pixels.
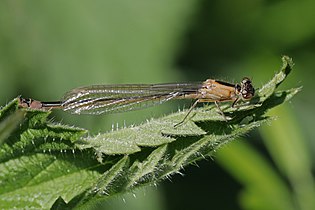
left=0, top=0, right=314, bottom=209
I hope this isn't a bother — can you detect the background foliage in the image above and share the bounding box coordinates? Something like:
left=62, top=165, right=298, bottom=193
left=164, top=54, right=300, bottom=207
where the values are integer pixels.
left=0, top=1, right=314, bottom=210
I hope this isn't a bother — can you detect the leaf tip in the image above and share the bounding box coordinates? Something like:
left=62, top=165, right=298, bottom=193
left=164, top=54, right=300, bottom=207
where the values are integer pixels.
left=281, top=55, right=294, bottom=76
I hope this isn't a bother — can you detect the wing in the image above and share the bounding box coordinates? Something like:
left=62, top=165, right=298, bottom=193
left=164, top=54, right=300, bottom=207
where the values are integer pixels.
left=61, top=83, right=201, bottom=115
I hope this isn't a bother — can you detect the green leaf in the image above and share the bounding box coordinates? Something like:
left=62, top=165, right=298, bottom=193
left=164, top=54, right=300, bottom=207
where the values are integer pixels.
left=0, top=56, right=300, bottom=209
left=216, top=140, right=296, bottom=210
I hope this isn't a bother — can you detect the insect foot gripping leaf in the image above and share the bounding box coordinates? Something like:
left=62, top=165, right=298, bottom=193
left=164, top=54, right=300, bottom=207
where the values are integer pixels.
left=0, top=56, right=300, bottom=209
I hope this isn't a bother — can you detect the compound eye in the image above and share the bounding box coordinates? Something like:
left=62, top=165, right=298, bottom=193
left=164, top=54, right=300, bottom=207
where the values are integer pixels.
left=242, top=92, right=253, bottom=99
left=241, top=77, right=251, bottom=84
left=241, top=77, right=255, bottom=100
left=235, top=84, right=241, bottom=93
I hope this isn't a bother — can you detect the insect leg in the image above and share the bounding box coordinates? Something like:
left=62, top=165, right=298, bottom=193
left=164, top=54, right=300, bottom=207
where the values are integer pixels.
left=174, top=99, right=199, bottom=127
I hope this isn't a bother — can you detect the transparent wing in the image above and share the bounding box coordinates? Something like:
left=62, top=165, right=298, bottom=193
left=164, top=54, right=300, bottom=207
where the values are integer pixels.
left=61, top=83, right=201, bottom=115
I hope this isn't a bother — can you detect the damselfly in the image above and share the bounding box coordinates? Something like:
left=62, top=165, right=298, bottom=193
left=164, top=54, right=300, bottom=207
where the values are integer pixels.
left=18, top=77, right=255, bottom=125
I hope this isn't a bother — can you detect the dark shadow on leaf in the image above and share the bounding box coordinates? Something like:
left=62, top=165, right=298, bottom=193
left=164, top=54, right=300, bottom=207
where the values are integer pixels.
left=227, top=91, right=288, bottom=123
left=196, top=120, right=233, bottom=135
